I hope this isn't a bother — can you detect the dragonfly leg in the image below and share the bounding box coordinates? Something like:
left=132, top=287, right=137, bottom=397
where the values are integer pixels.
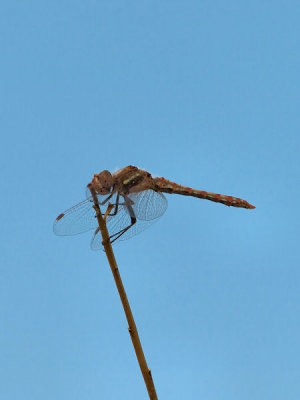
left=100, top=191, right=116, bottom=206
left=104, top=193, right=133, bottom=217
left=108, top=196, right=137, bottom=244
left=93, top=192, right=120, bottom=223
left=105, top=192, right=121, bottom=216
left=103, top=204, right=115, bottom=221
left=93, top=185, right=118, bottom=212
left=109, top=216, right=137, bottom=244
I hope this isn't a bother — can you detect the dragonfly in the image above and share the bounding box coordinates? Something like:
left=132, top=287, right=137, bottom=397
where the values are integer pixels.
left=53, top=165, right=255, bottom=249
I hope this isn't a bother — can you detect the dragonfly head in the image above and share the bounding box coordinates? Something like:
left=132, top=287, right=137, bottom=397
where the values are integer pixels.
left=90, top=170, right=114, bottom=194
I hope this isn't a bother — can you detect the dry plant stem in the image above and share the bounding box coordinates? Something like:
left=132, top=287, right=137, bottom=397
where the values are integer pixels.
left=90, top=189, right=158, bottom=400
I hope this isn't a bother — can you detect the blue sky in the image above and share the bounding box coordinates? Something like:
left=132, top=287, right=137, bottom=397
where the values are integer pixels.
left=1, top=1, right=299, bottom=399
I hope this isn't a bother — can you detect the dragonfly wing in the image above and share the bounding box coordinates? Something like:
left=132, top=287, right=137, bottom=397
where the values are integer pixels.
left=128, top=190, right=168, bottom=221
left=53, top=197, right=98, bottom=236
left=90, top=205, right=130, bottom=249
left=114, top=218, right=161, bottom=241
left=90, top=203, right=162, bottom=249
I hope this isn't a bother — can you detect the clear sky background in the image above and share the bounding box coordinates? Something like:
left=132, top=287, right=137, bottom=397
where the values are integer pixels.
left=1, top=1, right=299, bottom=399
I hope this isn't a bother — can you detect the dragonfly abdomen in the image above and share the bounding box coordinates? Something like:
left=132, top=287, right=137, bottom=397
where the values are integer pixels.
left=153, top=177, right=255, bottom=209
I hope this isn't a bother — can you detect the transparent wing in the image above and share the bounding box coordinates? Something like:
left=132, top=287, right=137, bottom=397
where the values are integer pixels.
left=128, top=190, right=168, bottom=221
left=53, top=192, right=119, bottom=236
left=91, top=205, right=129, bottom=249
left=90, top=219, right=162, bottom=250
left=53, top=198, right=97, bottom=236
left=55, top=190, right=167, bottom=248
left=90, top=203, right=163, bottom=250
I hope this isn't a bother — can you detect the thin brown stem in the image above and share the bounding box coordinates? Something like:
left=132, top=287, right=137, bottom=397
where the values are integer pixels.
left=90, top=188, right=158, bottom=400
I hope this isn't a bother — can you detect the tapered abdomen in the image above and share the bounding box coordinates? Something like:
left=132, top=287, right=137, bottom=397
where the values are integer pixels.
left=153, top=177, right=255, bottom=209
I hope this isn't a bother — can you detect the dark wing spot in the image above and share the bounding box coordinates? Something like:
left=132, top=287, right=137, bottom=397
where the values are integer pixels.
left=56, top=213, right=64, bottom=221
